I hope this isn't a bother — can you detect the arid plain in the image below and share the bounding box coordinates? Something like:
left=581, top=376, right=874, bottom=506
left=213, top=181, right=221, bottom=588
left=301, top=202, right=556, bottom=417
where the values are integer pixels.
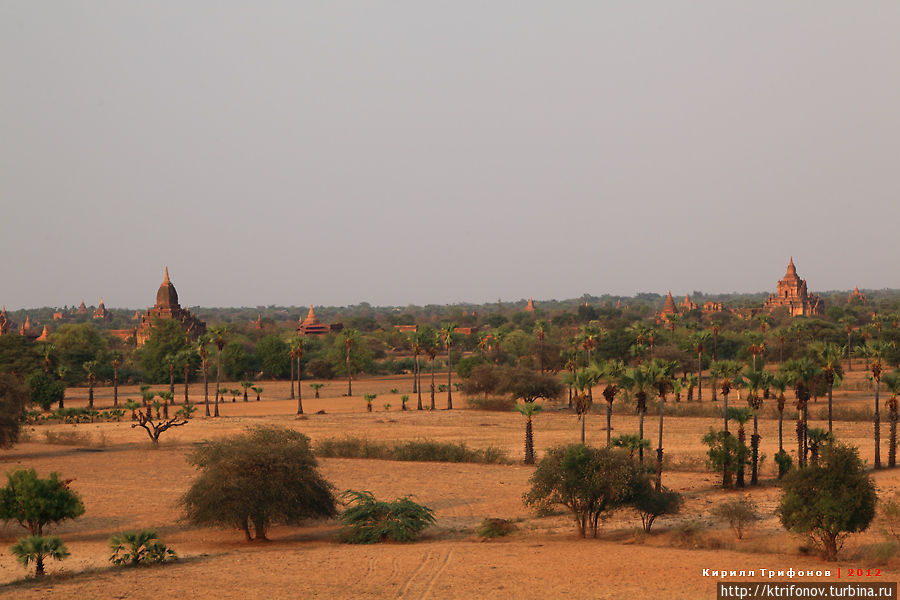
left=1, top=372, right=898, bottom=599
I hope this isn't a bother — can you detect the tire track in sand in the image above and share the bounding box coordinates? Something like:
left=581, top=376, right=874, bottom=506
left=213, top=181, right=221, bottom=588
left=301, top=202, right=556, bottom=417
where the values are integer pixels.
left=419, top=548, right=454, bottom=600
left=396, top=551, right=432, bottom=598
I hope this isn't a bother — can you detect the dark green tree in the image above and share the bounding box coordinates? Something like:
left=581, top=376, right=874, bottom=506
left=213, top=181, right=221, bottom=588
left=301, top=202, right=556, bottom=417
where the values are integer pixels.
left=0, top=469, right=85, bottom=535
left=181, top=426, right=337, bottom=540
left=777, top=443, right=876, bottom=561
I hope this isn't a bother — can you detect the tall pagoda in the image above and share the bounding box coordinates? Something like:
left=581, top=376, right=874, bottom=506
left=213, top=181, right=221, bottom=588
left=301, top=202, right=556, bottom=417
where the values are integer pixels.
left=135, top=267, right=206, bottom=346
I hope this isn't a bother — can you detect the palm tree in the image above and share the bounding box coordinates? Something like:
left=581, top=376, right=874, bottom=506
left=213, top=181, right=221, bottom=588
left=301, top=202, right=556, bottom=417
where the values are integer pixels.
left=710, top=320, right=722, bottom=361
left=534, top=320, right=549, bottom=373
left=806, top=428, right=833, bottom=465
left=364, top=393, right=376, bottom=412
left=578, top=324, right=604, bottom=403
left=728, top=407, right=753, bottom=488
left=648, top=359, right=678, bottom=491
left=773, top=327, right=789, bottom=365
left=882, top=371, right=900, bottom=468
left=342, top=329, right=357, bottom=397
left=427, top=343, right=438, bottom=410
left=812, top=342, right=845, bottom=434
left=710, top=359, right=742, bottom=488
left=410, top=333, right=423, bottom=410
left=441, top=323, right=457, bottom=410
left=688, top=331, right=711, bottom=402
left=840, top=317, right=855, bottom=371
left=110, top=353, right=121, bottom=408
left=210, top=326, right=228, bottom=418
left=11, top=535, right=69, bottom=577
left=163, top=353, right=177, bottom=398
left=684, top=372, right=698, bottom=402
left=177, top=349, right=193, bottom=406
left=865, top=341, right=890, bottom=469
left=771, top=372, right=790, bottom=455
left=251, top=386, right=263, bottom=402
left=710, top=360, right=742, bottom=434
left=516, top=401, right=543, bottom=464
left=622, top=365, right=652, bottom=464
left=56, top=366, right=68, bottom=409
left=158, top=390, right=174, bottom=419
left=310, top=383, right=324, bottom=398
left=571, top=368, right=599, bottom=444
left=293, top=338, right=306, bottom=414
left=490, top=330, right=506, bottom=365
left=783, top=358, right=820, bottom=468
left=600, top=360, right=625, bottom=447
left=744, top=332, right=766, bottom=372
left=742, top=368, right=770, bottom=485
left=83, top=360, right=97, bottom=409
left=240, top=381, right=252, bottom=402
left=196, top=334, right=211, bottom=417
left=288, top=339, right=299, bottom=400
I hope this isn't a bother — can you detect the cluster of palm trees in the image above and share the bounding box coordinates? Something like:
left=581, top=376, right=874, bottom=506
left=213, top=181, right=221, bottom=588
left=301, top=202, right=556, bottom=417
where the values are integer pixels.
left=560, top=321, right=900, bottom=491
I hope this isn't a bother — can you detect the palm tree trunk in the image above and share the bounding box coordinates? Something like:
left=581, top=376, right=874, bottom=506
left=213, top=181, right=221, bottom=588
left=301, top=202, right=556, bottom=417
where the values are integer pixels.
left=297, top=357, right=304, bottom=415
left=875, top=381, right=881, bottom=468
left=214, top=351, right=221, bottom=417
left=722, top=391, right=730, bottom=489
left=430, top=359, right=436, bottom=410
left=524, top=418, right=534, bottom=464
left=848, top=333, right=853, bottom=371
left=751, top=414, right=759, bottom=485
left=778, top=408, right=784, bottom=452
left=606, top=403, right=612, bottom=448
left=447, top=346, right=453, bottom=410
left=184, top=364, right=190, bottom=406
left=346, top=351, right=352, bottom=396
left=88, top=380, right=94, bottom=409
left=581, top=412, right=585, bottom=444
left=412, top=358, right=418, bottom=394
left=290, top=357, right=295, bottom=400
left=697, top=352, right=702, bottom=402
left=890, top=408, right=897, bottom=468
left=723, top=391, right=729, bottom=434
left=203, top=359, right=209, bottom=417
left=737, top=426, right=746, bottom=488
left=656, top=395, right=665, bottom=491
left=827, top=384, right=833, bottom=434
left=415, top=355, right=422, bottom=410
left=638, top=411, right=645, bottom=464
left=113, top=366, right=119, bottom=408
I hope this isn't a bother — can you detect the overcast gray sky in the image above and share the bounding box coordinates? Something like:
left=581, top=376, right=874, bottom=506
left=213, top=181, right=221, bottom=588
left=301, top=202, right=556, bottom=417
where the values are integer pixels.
left=2, top=2, right=899, bottom=309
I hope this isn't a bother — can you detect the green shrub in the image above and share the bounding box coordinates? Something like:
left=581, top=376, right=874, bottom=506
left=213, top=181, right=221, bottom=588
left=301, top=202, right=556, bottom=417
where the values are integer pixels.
left=109, top=530, right=177, bottom=565
left=702, top=428, right=749, bottom=489
left=778, top=443, right=876, bottom=561
left=337, top=490, right=435, bottom=544
left=523, top=445, right=645, bottom=538
left=476, top=518, right=517, bottom=538
left=711, top=497, right=761, bottom=540
left=774, top=450, right=792, bottom=478
left=631, top=482, right=683, bottom=533
left=25, top=373, right=64, bottom=411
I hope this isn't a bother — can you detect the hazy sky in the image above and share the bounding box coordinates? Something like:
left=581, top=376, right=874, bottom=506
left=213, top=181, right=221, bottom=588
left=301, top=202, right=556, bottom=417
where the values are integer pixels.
left=2, top=3, right=899, bottom=309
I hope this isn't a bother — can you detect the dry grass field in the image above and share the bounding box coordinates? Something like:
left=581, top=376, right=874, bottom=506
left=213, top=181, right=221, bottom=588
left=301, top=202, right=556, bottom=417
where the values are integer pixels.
left=1, top=370, right=899, bottom=599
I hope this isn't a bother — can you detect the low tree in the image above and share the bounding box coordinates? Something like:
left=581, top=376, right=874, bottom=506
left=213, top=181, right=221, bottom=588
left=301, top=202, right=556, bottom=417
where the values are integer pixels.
left=252, top=386, right=263, bottom=402
left=241, top=380, right=253, bottom=402
left=11, top=535, right=68, bottom=577
left=500, top=368, right=564, bottom=404
left=631, top=479, right=682, bottom=533
left=132, top=405, right=189, bottom=447
left=364, top=393, right=376, bottom=413
left=25, top=372, right=65, bottom=412
left=611, top=434, right=650, bottom=460
left=711, top=497, right=760, bottom=540
left=0, top=374, right=27, bottom=448
left=515, top=401, right=543, bottom=464
left=777, top=443, right=877, bottom=561
left=181, top=426, right=337, bottom=541
left=310, top=383, right=325, bottom=398
left=523, top=445, right=644, bottom=538
left=0, top=469, right=85, bottom=536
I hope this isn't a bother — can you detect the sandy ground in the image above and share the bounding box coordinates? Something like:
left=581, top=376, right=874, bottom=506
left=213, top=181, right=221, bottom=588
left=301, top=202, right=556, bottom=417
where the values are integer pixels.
left=1, top=372, right=898, bottom=599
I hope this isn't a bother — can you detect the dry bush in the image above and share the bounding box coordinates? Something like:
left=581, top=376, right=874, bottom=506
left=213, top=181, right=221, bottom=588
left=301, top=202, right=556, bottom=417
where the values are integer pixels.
left=43, top=430, right=107, bottom=447
left=476, top=518, right=517, bottom=539
left=671, top=519, right=708, bottom=548
left=466, top=397, right=516, bottom=412
left=850, top=541, right=900, bottom=565
left=712, top=497, right=762, bottom=540
left=314, top=436, right=509, bottom=464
